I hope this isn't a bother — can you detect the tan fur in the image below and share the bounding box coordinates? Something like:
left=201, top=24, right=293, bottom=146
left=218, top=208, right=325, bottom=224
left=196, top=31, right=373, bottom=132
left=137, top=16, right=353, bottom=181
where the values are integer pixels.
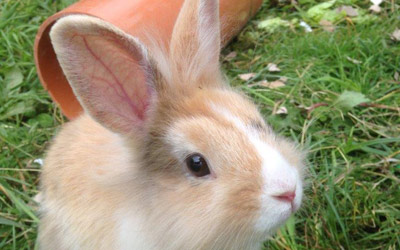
left=168, top=0, right=222, bottom=85
left=39, top=91, right=269, bottom=249
left=38, top=0, right=305, bottom=249
left=39, top=116, right=120, bottom=249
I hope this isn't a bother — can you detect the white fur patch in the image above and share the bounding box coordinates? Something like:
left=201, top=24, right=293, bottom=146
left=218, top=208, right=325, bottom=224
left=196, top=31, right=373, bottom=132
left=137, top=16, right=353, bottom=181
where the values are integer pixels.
left=252, top=136, right=302, bottom=232
left=115, top=208, right=154, bottom=250
left=209, top=102, right=302, bottom=232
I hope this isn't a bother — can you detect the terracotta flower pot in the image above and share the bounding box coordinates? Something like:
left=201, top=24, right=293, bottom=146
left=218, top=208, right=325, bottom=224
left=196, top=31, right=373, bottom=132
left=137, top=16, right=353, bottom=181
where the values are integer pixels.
left=34, top=0, right=262, bottom=119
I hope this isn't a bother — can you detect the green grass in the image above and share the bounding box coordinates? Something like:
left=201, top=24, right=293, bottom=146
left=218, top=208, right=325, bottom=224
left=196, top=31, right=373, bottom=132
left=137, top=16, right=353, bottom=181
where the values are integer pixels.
left=1, top=0, right=399, bottom=249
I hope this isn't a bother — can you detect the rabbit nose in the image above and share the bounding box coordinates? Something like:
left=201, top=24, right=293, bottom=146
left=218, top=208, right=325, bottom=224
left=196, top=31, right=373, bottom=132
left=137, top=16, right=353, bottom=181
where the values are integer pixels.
left=273, top=191, right=296, bottom=203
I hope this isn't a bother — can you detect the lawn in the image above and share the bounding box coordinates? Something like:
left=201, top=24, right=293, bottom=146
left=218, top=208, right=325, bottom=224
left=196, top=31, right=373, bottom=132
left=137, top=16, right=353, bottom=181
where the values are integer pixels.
left=0, top=0, right=399, bottom=249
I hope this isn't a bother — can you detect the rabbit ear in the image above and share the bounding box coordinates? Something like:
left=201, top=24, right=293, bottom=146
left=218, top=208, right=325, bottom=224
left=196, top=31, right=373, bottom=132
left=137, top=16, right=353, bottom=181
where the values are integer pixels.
left=50, top=15, right=156, bottom=134
left=170, top=0, right=221, bottom=83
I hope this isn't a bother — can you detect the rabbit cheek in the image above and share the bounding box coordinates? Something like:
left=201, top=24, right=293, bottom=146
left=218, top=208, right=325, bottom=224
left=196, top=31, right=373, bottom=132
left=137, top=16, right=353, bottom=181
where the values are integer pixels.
left=166, top=116, right=265, bottom=237
left=222, top=173, right=264, bottom=237
left=209, top=103, right=303, bottom=234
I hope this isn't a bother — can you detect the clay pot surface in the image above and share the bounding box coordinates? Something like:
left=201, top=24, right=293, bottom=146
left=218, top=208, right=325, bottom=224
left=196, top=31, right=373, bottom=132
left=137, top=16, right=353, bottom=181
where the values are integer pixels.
left=34, top=0, right=262, bottom=119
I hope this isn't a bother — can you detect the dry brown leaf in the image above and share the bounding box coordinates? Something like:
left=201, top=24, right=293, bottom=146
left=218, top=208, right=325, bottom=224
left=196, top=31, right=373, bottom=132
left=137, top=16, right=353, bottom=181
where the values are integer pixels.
left=250, top=56, right=262, bottom=64
left=248, top=76, right=287, bottom=88
left=370, top=0, right=382, bottom=5
left=336, top=5, right=358, bottom=17
left=390, top=29, right=400, bottom=42
left=279, top=76, right=288, bottom=83
left=269, top=81, right=286, bottom=88
left=275, top=106, right=288, bottom=114
left=252, top=80, right=285, bottom=89
left=320, top=20, right=335, bottom=32
left=239, top=73, right=256, bottom=81
left=267, top=63, right=281, bottom=72
left=224, top=51, right=237, bottom=61
left=33, top=193, right=43, bottom=203
left=369, top=5, right=381, bottom=13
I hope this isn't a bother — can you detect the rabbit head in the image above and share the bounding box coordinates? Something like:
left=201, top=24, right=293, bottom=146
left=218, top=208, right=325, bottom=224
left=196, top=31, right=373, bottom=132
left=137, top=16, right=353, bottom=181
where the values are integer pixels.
left=49, top=0, right=305, bottom=248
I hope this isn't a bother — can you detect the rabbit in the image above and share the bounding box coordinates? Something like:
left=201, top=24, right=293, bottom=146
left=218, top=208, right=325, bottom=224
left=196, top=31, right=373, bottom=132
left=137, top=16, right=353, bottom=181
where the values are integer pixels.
left=37, top=0, right=306, bottom=249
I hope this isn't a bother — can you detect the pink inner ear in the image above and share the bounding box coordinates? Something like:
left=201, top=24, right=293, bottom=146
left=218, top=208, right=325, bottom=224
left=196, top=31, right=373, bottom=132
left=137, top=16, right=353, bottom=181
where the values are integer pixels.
left=68, top=33, right=154, bottom=133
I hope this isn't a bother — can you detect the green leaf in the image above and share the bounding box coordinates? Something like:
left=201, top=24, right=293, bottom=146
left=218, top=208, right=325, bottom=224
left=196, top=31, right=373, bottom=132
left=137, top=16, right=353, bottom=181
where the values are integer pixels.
left=258, top=17, right=290, bottom=33
left=0, top=101, right=35, bottom=120
left=36, top=113, right=54, bottom=128
left=322, top=10, right=346, bottom=22
left=4, top=67, right=23, bottom=92
left=306, top=0, right=337, bottom=22
left=352, top=11, right=379, bottom=24
left=334, top=91, right=370, bottom=111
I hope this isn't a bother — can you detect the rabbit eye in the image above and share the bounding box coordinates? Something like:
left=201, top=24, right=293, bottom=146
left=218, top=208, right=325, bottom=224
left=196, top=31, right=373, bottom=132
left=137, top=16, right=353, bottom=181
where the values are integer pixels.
left=185, top=153, right=210, bottom=177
